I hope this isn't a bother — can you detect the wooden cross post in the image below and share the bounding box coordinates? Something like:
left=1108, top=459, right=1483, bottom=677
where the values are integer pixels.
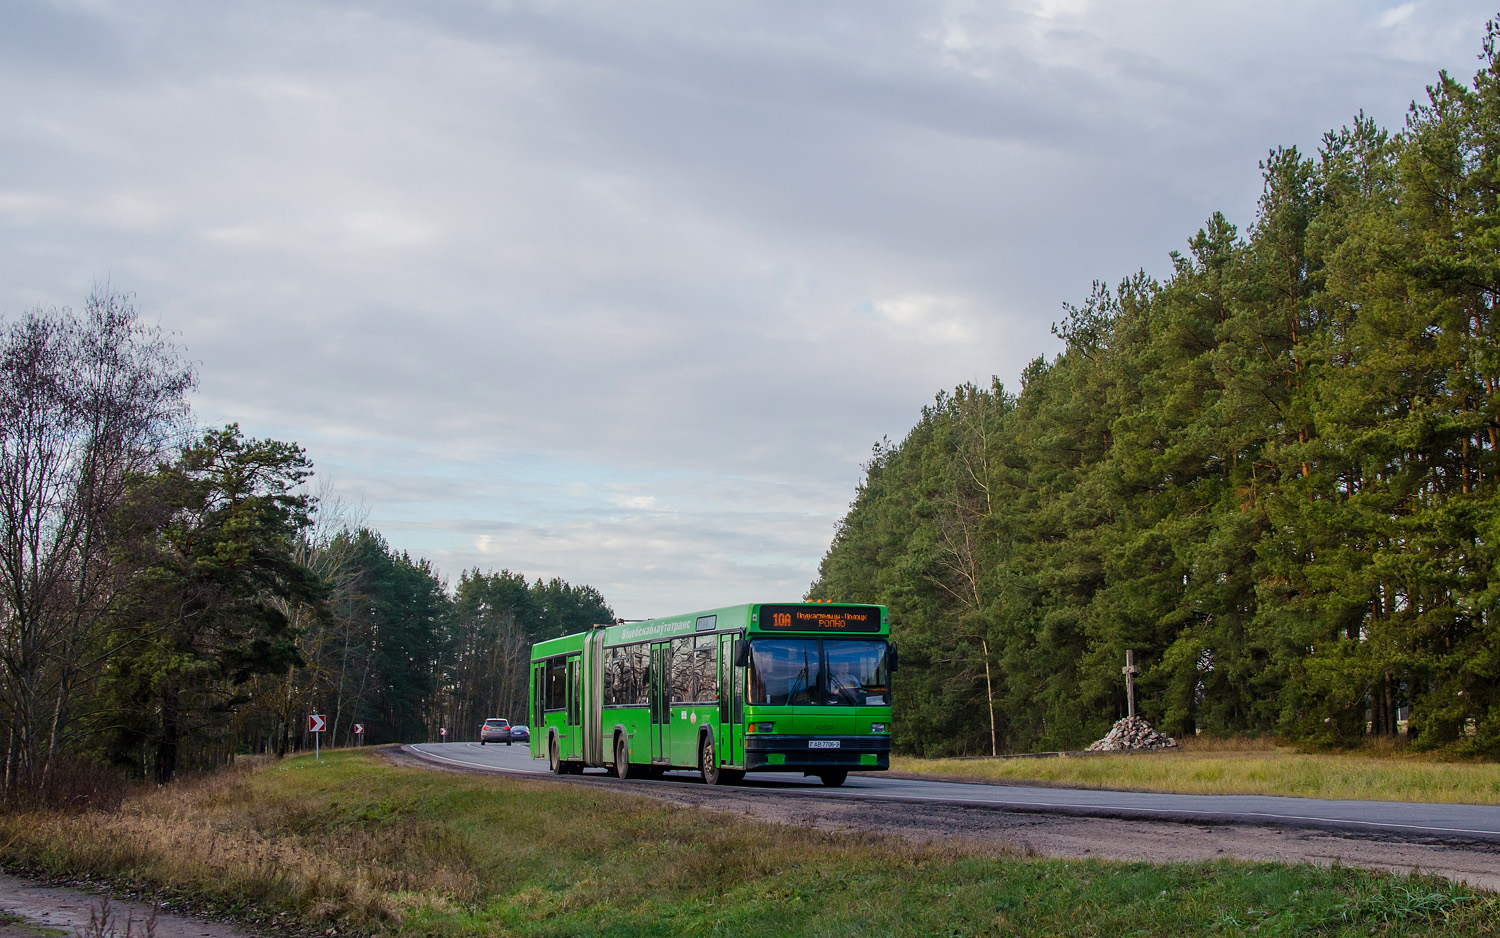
left=1122, top=650, right=1138, bottom=720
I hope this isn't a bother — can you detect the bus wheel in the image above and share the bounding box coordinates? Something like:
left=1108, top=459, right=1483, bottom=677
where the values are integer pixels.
left=615, top=736, right=637, bottom=780
left=699, top=735, right=721, bottom=785
left=817, top=770, right=848, bottom=787
left=549, top=739, right=563, bottom=775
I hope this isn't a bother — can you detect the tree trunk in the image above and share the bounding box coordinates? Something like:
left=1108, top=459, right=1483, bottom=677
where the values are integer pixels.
left=982, top=637, right=998, bottom=756
left=156, top=689, right=180, bottom=785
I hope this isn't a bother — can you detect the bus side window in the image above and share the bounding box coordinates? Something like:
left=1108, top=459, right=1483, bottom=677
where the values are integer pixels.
left=695, top=635, right=718, bottom=703
left=603, top=647, right=620, bottom=706
left=630, top=644, right=649, bottom=704
left=670, top=637, right=693, bottom=703
left=545, top=656, right=567, bottom=711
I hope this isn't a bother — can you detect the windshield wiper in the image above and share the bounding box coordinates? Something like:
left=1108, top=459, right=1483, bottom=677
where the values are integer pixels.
left=828, top=672, right=862, bottom=704
left=786, top=645, right=814, bottom=704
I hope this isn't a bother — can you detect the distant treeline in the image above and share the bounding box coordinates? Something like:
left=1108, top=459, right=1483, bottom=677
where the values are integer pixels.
left=233, top=531, right=612, bottom=758
left=0, top=292, right=611, bottom=794
left=810, top=25, right=1500, bottom=757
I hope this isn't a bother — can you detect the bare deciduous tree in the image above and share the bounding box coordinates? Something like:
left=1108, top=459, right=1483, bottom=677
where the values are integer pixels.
left=923, top=382, right=1011, bottom=757
left=0, top=289, right=194, bottom=793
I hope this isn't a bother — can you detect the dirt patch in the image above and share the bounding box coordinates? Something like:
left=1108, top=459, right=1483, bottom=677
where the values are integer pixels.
left=0, top=873, right=255, bottom=938
left=383, top=746, right=1500, bottom=891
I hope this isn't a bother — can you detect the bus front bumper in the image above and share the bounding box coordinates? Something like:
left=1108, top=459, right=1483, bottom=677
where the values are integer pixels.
left=742, top=735, right=890, bottom=772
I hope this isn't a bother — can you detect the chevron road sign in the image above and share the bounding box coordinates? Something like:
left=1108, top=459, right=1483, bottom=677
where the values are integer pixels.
left=308, top=713, right=326, bottom=759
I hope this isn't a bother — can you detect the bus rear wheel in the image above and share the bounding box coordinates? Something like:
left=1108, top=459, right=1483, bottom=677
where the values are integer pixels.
left=615, top=736, right=638, bottom=780
left=817, top=770, right=847, bottom=787
left=549, top=739, right=564, bottom=775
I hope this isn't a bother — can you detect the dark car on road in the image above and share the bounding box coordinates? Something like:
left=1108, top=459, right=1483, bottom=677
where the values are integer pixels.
left=480, top=718, right=511, bottom=745
left=509, top=724, right=529, bottom=744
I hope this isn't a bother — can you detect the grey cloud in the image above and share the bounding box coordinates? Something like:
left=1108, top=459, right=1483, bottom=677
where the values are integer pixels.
left=3, top=0, right=1496, bottom=615
left=0, top=0, right=130, bottom=79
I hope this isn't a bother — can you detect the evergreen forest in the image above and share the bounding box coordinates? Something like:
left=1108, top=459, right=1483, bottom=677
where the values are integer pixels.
left=0, top=292, right=612, bottom=794
left=809, top=25, right=1500, bottom=758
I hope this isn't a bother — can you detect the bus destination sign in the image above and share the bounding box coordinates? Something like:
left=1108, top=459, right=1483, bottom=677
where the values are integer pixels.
left=760, top=604, right=881, bottom=632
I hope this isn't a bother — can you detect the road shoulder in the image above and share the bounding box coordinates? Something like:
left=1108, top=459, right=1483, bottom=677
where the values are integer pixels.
left=389, top=745, right=1500, bottom=890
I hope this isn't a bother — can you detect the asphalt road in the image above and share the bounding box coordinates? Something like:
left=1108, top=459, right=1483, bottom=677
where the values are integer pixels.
left=405, top=741, right=1500, bottom=842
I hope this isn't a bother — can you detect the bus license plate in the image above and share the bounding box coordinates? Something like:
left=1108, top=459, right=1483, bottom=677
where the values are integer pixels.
left=809, top=740, right=841, bottom=749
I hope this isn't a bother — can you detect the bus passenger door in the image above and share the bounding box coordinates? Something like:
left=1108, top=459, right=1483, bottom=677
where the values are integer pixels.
left=530, top=664, right=543, bottom=757
left=650, top=642, right=670, bottom=763
left=566, top=655, right=581, bottom=760
left=719, top=632, right=740, bottom=766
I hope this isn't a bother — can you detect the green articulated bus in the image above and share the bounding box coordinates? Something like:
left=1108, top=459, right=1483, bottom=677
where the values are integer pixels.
left=527, top=602, right=895, bottom=786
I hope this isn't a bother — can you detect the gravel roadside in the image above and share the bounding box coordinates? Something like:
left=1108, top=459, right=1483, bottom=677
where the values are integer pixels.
left=382, top=746, right=1500, bottom=890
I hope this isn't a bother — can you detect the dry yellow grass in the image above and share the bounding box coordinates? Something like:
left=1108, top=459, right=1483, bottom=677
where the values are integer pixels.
left=1, top=750, right=1495, bottom=936
left=892, top=741, right=1500, bottom=804
left=0, top=758, right=414, bottom=924
left=0, top=751, right=923, bottom=929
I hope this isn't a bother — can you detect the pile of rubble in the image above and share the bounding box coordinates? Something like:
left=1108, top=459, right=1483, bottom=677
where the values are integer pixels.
left=1085, top=716, right=1178, bottom=752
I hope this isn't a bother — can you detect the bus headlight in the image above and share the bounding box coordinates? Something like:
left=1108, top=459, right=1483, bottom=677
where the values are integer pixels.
left=871, top=722, right=887, bottom=734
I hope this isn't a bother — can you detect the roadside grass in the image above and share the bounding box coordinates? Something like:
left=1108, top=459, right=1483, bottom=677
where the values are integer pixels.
left=891, top=742, right=1500, bottom=804
left=0, top=749, right=1493, bottom=937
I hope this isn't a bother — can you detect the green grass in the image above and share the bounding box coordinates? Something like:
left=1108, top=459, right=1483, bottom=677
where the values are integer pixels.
left=891, top=742, right=1500, bottom=804
left=0, top=749, right=1494, bottom=937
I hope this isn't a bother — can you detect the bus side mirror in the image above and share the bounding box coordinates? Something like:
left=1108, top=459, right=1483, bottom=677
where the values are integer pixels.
left=888, top=643, right=899, bottom=672
left=734, top=639, right=750, bottom=668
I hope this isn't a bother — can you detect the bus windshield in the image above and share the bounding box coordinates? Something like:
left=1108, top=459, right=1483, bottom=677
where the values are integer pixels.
left=748, top=638, right=890, bottom=706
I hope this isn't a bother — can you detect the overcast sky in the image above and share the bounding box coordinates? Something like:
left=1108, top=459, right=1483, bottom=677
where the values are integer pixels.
left=2, top=0, right=1495, bottom=618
